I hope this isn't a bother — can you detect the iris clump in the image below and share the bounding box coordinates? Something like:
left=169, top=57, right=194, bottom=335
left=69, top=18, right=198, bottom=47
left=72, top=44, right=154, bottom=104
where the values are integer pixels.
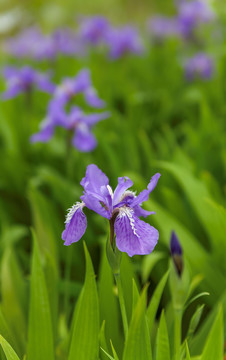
left=62, top=164, right=160, bottom=257
left=184, top=53, right=214, bottom=80
left=31, top=68, right=110, bottom=151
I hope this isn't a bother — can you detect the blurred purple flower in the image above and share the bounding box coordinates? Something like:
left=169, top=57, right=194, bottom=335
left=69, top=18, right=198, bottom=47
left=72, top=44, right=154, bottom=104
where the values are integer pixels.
left=62, top=164, right=160, bottom=257
left=105, top=25, right=144, bottom=59
left=3, top=26, right=86, bottom=60
left=147, top=16, right=182, bottom=40
left=178, top=0, right=215, bottom=37
left=53, top=68, right=105, bottom=108
left=184, top=53, right=214, bottom=80
left=77, top=15, right=110, bottom=45
left=31, top=105, right=110, bottom=152
left=1, top=66, right=55, bottom=99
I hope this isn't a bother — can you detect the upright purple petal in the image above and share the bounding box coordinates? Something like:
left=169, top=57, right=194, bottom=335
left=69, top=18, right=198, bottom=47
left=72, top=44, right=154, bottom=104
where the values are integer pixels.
left=80, top=164, right=109, bottom=194
left=113, top=177, right=133, bottom=206
left=114, top=207, right=159, bottom=257
left=30, top=124, right=54, bottom=143
left=130, top=173, right=161, bottom=207
left=62, top=202, right=87, bottom=245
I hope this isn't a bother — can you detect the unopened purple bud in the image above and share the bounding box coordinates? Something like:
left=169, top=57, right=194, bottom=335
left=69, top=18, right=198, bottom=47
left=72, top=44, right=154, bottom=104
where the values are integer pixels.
left=170, top=231, right=183, bottom=276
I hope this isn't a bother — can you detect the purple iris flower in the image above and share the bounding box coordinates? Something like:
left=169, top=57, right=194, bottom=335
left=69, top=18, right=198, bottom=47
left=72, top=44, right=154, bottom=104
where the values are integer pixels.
left=105, top=25, right=144, bottom=59
left=1, top=66, right=55, bottom=100
left=62, top=164, right=160, bottom=257
left=77, top=15, right=110, bottom=45
left=31, top=105, right=110, bottom=152
left=184, top=53, right=214, bottom=80
left=53, top=68, right=105, bottom=108
left=147, top=16, right=182, bottom=40
left=178, top=0, right=215, bottom=37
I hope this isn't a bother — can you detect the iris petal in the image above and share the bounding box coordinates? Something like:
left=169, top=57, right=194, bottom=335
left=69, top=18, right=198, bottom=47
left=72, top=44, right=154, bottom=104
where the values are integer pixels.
left=62, top=203, right=87, bottom=245
left=114, top=207, right=159, bottom=257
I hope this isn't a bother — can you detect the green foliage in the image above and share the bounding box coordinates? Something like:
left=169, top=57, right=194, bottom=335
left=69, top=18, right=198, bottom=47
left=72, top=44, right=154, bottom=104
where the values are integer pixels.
left=0, top=335, right=20, bottom=360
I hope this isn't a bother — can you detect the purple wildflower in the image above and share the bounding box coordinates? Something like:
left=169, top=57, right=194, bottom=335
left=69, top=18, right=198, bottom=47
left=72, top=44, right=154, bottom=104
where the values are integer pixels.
left=184, top=53, right=214, bottom=80
left=178, top=0, right=215, bottom=38
left=53, top=68, right=105, bottom=108
left=105, top=25, right=144, bottom=59
left=77, top=15, right=110, bottom=45
left=31, top=105, right=110, bottom=152
left=62, top=164, right=160, bottom=257
left=147, top=16, right=182, bottom=40
left=1, top=66, right=55, bottom=100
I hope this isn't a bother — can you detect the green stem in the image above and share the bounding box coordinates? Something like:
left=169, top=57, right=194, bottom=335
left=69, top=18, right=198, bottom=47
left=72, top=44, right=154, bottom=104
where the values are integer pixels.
left=174, top=309, right=182, bottom=360
left=114, top=272, right=128, bottom=339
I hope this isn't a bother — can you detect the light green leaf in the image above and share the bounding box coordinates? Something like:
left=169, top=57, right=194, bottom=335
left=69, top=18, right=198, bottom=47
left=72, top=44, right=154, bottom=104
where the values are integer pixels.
left=132, top=279, right=140, bottom=313
left=110, top=341, right=119, bottom=360
left=187, top=305, right=205, bottom=339
left=185, top=293, right=209, bottom=309
left=123, top=286, right=152, bottom=360
left=146, top=270, right=169, bottom=334
left=185, top=341, right=191, bottom=360
left=0, top=335, right=20, bottom=360
left=201, top=306, right=223, bottom=360
left=27, top=231, right=55, bottom=360
left=68, top=243, right=99, bottom=360
left=99, top=321, right=109, bottom=360
left=156, top=310, right=170, bottom=360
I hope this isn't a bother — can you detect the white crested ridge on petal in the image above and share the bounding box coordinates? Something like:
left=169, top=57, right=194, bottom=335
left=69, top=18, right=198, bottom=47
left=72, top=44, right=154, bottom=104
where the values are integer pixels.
left=114, top=206, right=159, bottom=257
left=65, top=202, right=85, bottom=223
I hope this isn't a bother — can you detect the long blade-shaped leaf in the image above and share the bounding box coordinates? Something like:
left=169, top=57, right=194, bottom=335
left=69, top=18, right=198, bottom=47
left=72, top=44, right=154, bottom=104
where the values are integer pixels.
left=0, top=335, right=20, bottom=360
left=201, top=306, right=223, bottom=360
left=123, top=286, right=152, bottom=360
left=68, top=243, right=99, bottom=360
left=27, top=231, right=55, bottom=360
left=156, top=310, right=170, bottom=360
left=146, top=270, right=169, bottom=334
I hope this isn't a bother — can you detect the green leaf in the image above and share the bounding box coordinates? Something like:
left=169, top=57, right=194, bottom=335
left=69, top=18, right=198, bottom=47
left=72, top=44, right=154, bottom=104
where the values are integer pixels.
left=146, top=270, right=169, bottom=334
left=123, top=286, right=152, bottom=360
left=27, top=231, right=55, bottom=360
left=187, top=305, right=205, bottom=339
left=132, top=279, right=140, bottom=313
left=142, top=252, right=166, bottom=283
left=200, top=306, right=223, bottom=360
left=156, top=310, right=170, bottom=360
left=185, top=341, right=191, bottom=360
left=99, top=321, right=109, bottom=360
left=110, top=341, right=119, bottom=360
left=68, top=243, right=99, bottom=360
left=185, top=292, right=209, bottom=309
left=99, top=244, right=121, bottom=351
left=0, top=335, right=20, bottom=360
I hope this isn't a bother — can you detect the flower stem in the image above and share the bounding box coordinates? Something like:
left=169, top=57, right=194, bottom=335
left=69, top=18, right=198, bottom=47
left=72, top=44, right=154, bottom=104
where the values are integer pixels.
left=114, top=272, right=128, bottom=339
left=174, top=309, right=182, bottom=360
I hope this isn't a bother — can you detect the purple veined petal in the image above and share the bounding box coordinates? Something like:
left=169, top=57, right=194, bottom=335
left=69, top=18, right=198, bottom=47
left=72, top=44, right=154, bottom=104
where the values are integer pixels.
left=82, top=111, right=111, bottom=125
left=114, top=207, right=159, bottom=257
left=30, top=125, right=54, bottom=143
left=80, top=164, right=109, bottom=194
left=130, top=173, right=161, bottom=207
left=81, top=193, right=111, bottom=219
left=72, top=125, right=97, bottom=152
left=62, top=202, right=87, bottom=245
left=84, top=87, right=106, bottom=108
left=113, top=177, right=133, bottom=206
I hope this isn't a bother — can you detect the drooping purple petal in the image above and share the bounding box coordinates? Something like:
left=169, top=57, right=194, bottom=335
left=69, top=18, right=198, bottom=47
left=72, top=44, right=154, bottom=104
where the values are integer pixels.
left=114, top=207, right=159, bottom=257
left=130, top=173, right=161, bottom=207
left=113, top=177, right=133, bottom=206
left=84, top=87, right=106, bottom=108
left=81, top=193, right=111, bottom=219
left=133, top=205, right=155, bottom=218
left=72, top=125, right=97, bottom=152
left=82, top=111, right=111, bottom=125
left=62, top=202, right=87, bottom=245
left=30, top=124, right=54, bottom=143
left=35, top=73, right=56, bottom=94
